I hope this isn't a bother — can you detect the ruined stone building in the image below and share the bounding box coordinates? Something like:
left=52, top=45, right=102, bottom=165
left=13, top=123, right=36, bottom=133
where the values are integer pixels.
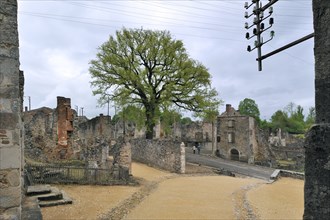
left=0, top=0, right=25, bottom=218
left=24, top=97, right=76, bottom=161
left=23, top=96, right=115, bottom=166
left=269, top=129, right=305, bottom=170
left=173, top=121, right=216, bottom=151
left=217, top=104, right=271, bottom=165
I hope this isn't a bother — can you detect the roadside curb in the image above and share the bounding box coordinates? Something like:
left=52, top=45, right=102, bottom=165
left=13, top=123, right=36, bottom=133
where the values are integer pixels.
left=270, top=169, right=305, bottom=181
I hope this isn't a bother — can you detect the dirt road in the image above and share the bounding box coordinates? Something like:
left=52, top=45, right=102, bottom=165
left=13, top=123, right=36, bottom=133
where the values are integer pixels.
left=41, top=163, right=303, bottom=220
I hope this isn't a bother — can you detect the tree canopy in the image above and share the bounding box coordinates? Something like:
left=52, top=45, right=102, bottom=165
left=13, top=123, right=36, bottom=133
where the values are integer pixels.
left=89, top=28, right=220, bottom=139
left=238, top=98, right=261, bottom=123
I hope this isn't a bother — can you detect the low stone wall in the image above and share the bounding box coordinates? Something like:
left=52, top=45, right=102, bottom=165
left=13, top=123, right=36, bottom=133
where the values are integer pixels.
left=279, top=170, right=305, bottom=180
left=130, top=139, right=185, bottom=174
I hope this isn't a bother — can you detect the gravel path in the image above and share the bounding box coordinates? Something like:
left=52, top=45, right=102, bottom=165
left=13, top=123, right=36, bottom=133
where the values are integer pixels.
left=41, top=163, right=304, bottom=220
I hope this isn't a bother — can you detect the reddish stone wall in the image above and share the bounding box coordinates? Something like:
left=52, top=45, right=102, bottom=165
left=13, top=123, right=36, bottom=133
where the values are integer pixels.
left=55, top=96, right=74, bottom=159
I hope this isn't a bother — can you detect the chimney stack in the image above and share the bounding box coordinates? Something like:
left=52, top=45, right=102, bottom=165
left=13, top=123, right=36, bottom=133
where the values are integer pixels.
left=226, top=104, right=231, bottom=113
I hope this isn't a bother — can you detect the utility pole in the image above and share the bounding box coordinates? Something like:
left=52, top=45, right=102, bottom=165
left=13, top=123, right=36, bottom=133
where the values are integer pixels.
left=24, top=96, right=31, bottom=110
left=80, top=107, right=84, bottom=117
left=244, top=0, right=277, bottom=71
left=244, top=0, right=314, bottom=71
left=107, top=98, right=110, bottom=116
left=304, top=1, right=330, bottom=219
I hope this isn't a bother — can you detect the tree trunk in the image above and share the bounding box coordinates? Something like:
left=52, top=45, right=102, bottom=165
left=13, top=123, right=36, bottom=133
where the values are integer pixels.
left=145, top=103, right=156, bottom=139
left=304, top=1, right=330, bottom=219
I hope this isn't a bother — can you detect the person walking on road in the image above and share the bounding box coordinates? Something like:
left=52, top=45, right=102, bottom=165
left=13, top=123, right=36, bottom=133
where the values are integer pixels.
left=193, top=145, right=196, bottom=154
left=197, top=143, right=201, bottom=154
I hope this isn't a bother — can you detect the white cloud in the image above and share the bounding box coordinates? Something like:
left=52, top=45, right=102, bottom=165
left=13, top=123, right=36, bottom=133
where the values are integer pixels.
left=18, top=0, right=314, bottom=120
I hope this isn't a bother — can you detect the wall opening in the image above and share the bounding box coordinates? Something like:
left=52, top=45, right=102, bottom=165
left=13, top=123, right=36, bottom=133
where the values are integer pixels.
left=230, top=148, right=239, bottom=161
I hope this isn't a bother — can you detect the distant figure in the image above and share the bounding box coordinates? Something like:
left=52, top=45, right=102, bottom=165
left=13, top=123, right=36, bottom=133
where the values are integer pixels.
left=196, top=142, right=201, bottom=155
left=193, top=145, right=196, bottom=154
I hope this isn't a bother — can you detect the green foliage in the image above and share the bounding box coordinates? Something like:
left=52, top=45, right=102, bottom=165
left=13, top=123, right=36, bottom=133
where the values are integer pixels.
left=160, top=109, right=182, bottom=136
left=269, top=103, right=314, bottom=134
left=238, top=98, right=261, bottom=123
left=271, top=110, right=290, bottom=131
left=89, top=27, right=220, bottom=138
left=180, top=117, right=192, bottom=125
left=114, top=105, right=145, bottom=129
left=305, top=107, right=315, bottom=128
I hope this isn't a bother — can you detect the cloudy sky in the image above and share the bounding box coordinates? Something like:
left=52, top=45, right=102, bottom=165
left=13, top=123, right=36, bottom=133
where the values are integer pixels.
left=17, top=0, right=314, bottom=120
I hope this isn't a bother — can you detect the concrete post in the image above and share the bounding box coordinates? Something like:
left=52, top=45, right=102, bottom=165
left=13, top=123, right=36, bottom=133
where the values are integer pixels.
left=304, top=1, right=330, bottom=219
left=0, top=0, right=24, bottom=219
left=180, top=142, right=186, bottom=174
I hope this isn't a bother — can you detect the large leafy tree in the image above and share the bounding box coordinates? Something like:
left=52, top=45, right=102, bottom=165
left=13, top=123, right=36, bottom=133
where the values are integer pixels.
left=238, top=98, right=261, bottom=123
left=89, top=28, right=220, bottom=139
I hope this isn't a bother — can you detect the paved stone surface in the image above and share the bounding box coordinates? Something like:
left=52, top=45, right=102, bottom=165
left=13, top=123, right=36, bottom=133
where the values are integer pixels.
left=22, top=197, right=43, bottom=220
left=186, top=152, right=275, bottom=181
left=27, top=184, right=51, bottom=196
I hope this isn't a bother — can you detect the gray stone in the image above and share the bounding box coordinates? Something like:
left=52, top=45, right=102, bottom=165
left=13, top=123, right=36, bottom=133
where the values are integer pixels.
left=130, top=139, right=184, bottom=173
left=0, top=1, right=23, bottom=219
left=304, top=124, right=330, bottom=219
left=0, top=114, right=18, bottom=130
left=0, top=185, right=21, bottom=209
left=0, top=207, right=21, bottom=220
left=6, top=169, right=20, bottom=187
left=26, top=184, right=51, bottom=196
left=0, top=146, right=21, bottom=169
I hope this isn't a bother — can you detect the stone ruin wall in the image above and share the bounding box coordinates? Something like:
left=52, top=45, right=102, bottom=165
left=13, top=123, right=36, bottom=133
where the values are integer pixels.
left=0, top=0, right=24, bottom=218
left=130, top=139, right=185, bottom=174
left=269, top=131, right=305, bottom=170
left=217, top=113, right=274, bottom=166
left=23, top=107, right=57, bottom=162
left=77, top=114, right=112, bottom=165
left=54, top=96, right=75, bottom=159
left=174, top=121, right=214, bottom=151
left=217, top=115, right=252, bottom=163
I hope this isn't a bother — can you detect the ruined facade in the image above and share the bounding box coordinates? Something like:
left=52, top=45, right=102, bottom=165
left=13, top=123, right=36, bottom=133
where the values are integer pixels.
left=0, top=0, right=24, bottom=218
left=78, top=114, right=112, bottom=166
left=55, top=96, right=74, bottom=159
left=216, top=104, right=270, bottom=164
left=23, top=96, right=114, bottom=165
left=24, top=107, right=56, bottom=161
left=172, top=121, right=216, bottom=152
left=269, top=129, right=305, bottom=170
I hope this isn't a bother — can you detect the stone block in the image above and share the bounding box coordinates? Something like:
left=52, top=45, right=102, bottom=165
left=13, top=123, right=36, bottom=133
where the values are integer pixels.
left=304, top=123, right=330, bottom=219
left=0, top=58, right=20, bottom=85
left=0, top=99, right=12, bottom=113
left=0, top=185, right=21, bottom=209
left=0, top=146, right=21, bottom=169
left=0, top=113, right=18, bottom=130
left=0, top=207, right=21, bottom=220
left=0, top=169, right=20, bottom=187
left=0, top=85, right=19, bottom=99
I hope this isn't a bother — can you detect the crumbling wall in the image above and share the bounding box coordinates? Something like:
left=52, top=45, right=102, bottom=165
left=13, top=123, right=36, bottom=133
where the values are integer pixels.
left=23, top=107, right=56, bottom=161
left=77, top=114, right=112, bottom=163
left=0, top=0, right=24, bottom=218
left=54, top=96, right=74, bottom=159
left=130, top=139, right=185, bottom=173
left=111, top=137, right=132, bottom=180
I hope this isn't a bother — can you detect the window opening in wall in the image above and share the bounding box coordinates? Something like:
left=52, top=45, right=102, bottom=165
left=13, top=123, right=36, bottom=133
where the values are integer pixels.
left=228, top=132, right=235, bottom=143
left=228, top=119, right=235, bottom=128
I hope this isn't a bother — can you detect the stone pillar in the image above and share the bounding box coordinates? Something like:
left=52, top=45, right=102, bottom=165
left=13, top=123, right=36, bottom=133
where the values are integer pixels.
left=179, top=142, right=185, bottom=174
left=0, top=0, right=24, bottom=219
left=304, top=1, right=330, bottom=219
left=153, top=119, right=161, bottom=139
